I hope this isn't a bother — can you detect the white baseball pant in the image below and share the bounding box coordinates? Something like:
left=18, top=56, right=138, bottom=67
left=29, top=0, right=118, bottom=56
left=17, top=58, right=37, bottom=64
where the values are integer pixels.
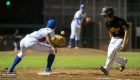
left=17, top=35, right=55, bottom=58
left=104, top=37, right=127, bottom=73
left=70, top=21, right=81, bottom=40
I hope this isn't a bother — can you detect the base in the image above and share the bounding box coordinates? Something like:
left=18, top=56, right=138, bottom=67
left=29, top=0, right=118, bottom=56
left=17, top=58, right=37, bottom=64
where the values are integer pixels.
left=37, top=72, right=64, bottom=75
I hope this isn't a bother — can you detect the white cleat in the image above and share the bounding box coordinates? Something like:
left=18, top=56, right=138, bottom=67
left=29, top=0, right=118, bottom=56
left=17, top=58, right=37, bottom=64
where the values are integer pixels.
left=75, top=47, right=79, bottom=49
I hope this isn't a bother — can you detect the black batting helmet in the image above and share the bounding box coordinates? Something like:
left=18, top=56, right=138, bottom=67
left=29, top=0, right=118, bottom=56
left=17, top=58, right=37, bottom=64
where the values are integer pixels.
left=100, top=6, right=114, bottom=18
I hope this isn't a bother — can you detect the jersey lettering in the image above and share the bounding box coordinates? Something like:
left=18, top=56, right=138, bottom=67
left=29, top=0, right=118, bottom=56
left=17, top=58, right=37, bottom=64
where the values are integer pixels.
left=109, top=27, right=120, bottom=34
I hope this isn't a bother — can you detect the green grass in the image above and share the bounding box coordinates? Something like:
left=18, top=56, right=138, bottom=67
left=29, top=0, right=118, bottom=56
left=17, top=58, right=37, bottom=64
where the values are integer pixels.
left=0, top=51, right=140, bottom=69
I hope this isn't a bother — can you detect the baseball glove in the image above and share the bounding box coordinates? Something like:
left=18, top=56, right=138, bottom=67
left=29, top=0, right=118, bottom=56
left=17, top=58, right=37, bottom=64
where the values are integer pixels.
left=85, top=17, right=91, bottom=23
left=82, top=17, right=91, bottom=24
left=51, top=34, right=66, bottom=47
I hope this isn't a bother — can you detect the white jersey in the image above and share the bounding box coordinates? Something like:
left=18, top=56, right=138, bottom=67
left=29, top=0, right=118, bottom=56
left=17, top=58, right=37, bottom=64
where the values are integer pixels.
left=72, top=10, right=86, bottom=25
left=29, top=28, right=55, bottom=42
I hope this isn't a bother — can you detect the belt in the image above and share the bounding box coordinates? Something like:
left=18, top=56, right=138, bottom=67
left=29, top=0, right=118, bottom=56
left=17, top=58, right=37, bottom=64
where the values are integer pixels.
left=113, top=37, right=123, bottom=39
left=73, top=18, right=80, bottom=20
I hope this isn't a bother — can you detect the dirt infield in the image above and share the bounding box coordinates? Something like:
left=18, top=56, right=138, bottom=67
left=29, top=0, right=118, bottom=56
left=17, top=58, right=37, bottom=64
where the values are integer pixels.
left=0, top=48, right=140, bottom=80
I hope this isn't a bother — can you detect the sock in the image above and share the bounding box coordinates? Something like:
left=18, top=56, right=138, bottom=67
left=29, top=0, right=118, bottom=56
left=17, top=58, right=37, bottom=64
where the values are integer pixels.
left=8, top=55, right=21, bottom=72
left=69, top=38, right=73, bottom=46
left=45, top=54, right=55, bottom=72
left=75, top=40, right=79, bottom=47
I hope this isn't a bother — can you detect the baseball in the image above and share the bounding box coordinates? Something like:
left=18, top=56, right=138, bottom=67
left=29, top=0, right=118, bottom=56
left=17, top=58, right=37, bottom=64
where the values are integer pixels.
left=61, top=31, right=65, bottom=35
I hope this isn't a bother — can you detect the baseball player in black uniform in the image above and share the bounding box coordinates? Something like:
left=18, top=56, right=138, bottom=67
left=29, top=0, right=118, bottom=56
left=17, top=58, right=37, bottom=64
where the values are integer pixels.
left=100, top=6, right=130, bottom=75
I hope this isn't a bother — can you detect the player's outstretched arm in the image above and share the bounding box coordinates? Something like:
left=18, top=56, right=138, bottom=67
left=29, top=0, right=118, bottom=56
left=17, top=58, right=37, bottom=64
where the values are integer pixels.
left=46, top=33, right=57, bottom=54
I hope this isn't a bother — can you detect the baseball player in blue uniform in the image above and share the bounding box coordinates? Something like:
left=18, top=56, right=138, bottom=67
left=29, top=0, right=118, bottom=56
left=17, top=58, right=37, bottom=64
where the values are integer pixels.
left=100, top=6, right=130, bottom=75
left=7, top=19, right=57, bottom=73
left=68, top=4, right=86, bottom=49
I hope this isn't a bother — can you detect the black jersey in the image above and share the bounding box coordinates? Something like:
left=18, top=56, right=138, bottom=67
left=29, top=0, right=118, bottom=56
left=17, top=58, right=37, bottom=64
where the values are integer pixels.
left=105, top=16, right=130, bottom=37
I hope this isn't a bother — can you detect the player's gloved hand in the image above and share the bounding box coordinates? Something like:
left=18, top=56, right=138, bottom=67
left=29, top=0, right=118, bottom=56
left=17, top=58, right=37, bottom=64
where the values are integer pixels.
left=82, top=17, right=91, bottom=25
left=51, top=34, right=66, bottom=47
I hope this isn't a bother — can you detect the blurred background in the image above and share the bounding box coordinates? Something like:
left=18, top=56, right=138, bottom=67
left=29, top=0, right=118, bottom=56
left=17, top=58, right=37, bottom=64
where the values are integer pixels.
left=0, top=0, right=139, bottom=51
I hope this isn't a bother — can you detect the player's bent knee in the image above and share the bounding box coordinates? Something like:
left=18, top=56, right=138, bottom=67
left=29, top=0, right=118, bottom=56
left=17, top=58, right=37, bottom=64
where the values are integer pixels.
left=48, top=49, right=55, bottom=55
left=17, top=52, right=25, bottom=58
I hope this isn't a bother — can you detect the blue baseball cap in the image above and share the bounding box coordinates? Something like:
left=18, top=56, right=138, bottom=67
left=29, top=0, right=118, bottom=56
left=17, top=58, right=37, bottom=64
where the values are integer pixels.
left=80, top=4, right=85, bottom=9
left=46, top=19, right=56, bottom=28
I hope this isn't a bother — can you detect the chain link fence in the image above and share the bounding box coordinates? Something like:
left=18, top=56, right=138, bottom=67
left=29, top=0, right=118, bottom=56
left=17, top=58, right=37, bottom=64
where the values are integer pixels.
left=0, top=0, right=135, bottom=51
left=42, top=0, right=132, bottom=51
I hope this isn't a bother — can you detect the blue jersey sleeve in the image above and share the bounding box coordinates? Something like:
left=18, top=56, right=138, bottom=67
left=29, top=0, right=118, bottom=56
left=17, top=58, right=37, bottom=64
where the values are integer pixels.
left=76, top=18, right=80, bottom=25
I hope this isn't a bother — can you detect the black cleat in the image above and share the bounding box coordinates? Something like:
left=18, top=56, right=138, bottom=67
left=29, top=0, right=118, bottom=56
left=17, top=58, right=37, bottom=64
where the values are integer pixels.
left=120, top=59, right=128, bottom=72
left=100, top=66, right=109, bottom=75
